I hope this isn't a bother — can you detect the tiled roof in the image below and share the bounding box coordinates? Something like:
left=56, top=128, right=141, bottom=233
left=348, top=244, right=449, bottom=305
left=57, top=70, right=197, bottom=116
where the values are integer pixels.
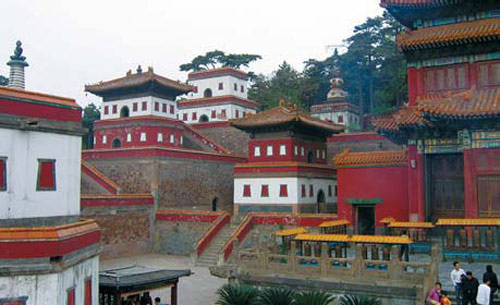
left=319, top=220, right=351, bottom=227
left=187, top=67, right=248, bottom=81
left=398, top=18, right=500, bottom=51
left=418, top=87, right=500, bottom=118
left=333, top=149, right=407, bottom=168
left=276, top=227, right=307, bottom=236
left=436, top=218, right=500, bottom=226
left=371, top=106, right=429, bottom=131
left=230, top=100, right=344, bottom=134
left=380, top=0, right=458, bottom=8
left=388, top=222, right=435, bottom=228
left=85, top=69, right=193, bottom=95
left=0, top=86, right=78, bottom=108
left=294, top=233, right=413, bottom=244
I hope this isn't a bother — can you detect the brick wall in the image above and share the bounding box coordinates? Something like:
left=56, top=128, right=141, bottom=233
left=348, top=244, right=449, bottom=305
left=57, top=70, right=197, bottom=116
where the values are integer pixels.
left=195, top=125, right=250, bottom=155
left=327, top=138, right=402, bottom=164
left=81, top=174, right=111, bottom=194
left=153, top=221, right=211, bottom=255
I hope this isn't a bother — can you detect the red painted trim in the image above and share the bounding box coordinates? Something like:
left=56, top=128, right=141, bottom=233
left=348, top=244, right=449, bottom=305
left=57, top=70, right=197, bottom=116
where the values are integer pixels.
left=234, top=166, right=335, bottom=175
left=81, top=196, right=154, bottom=207
left=178, top=96, right=258, bottom=110
left=188, top=68, right=248, bottom=81
left=191, top=122, right=231, bottom=129
left=0, top=230, right=100, bottom=259
left=408, top=67, right=418, bottom=107
left=0, top=98, right=81, bottom=123
left=82, top=147, right=246, bottom=163
left=196, top=214, right=230, bottom=257
left=94, top=117, right=184, bottom=127
left=156, top=213, right=219, bottom=223
left=328, top=132, right=387, bottom=142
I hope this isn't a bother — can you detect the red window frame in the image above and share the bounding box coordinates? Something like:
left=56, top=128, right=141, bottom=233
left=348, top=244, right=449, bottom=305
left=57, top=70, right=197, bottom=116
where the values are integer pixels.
left=154, top=102, right=160, bottom=111
left=170, top=105, right=175, bottom=114
left=133, top=102, right=138, bottom=112
left=37, top=159, right=56, bottom=191
left=142, top=101, right=147, bottom=111
left=193, top=86, right=198, bottom=93
left=279, top=184, right=288, bottom=197
left=423, top=64, right=469, bottom=93
left=182, top=113, right=188, bottom=121
left=221, top=110, right=227, bottom=118
left=243, top=185, right=251, bottom=197
left=240, top=85, right=244, bottom=93
left=218, top=83, right=223, bottom=90
left=261, top=185, right=269, bottom=197
left=211, top=110, right=216, bottom=118
left=301, top=184, right=306, bottom=198
left=235, top=110, right=239, bottom=118
left=112, top=105, right=117, bottom=114
left=0, top=157, right=6, bottom=191
left=478, top=61, right=500, bottom=88
left=104, top=106, right=109, bottom=115
left=162, top=103, right=167, bottom=113
left=234, top=83, right=238, bottom=91
left=84, top=278, right=92, bottom=305
left=309, top=185, right=314, bottom=197
left=192, top=112, right=197, bottom=120
left=67, top=287, right=75, bottom=305
left=338, top=116, right=343, bottom=123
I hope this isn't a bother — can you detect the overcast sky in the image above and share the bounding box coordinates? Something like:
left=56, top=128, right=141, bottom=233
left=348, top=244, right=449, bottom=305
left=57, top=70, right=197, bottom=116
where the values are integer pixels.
left=0, top=0, right=383, bottom=107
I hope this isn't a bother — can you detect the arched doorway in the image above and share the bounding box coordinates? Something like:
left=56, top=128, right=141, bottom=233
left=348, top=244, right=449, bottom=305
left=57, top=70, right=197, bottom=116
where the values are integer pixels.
left=203, top=89, right=213, bottom=98
left=199, top=115, right=209, bottom=123
left=211, top=197, right=218, bottom=211
left=307, top=150, right=314, bottom=163
left=120, top=106, right=130, bottom=118
left=317, top=189, right=325, bottom=213
left=112, top=138, right=122, bottom=148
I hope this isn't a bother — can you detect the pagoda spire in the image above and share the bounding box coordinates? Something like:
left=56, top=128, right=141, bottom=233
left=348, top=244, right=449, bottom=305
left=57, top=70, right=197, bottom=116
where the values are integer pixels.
left=7, top=40, right=29, bottom=90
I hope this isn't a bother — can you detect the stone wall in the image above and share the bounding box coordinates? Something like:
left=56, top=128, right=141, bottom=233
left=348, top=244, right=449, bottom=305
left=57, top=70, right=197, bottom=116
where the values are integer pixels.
left=81, top=205, right=153, bottom=258
left=153, top=220, right=212, bottom=255
left=195, top=125, right=250, bottom=156
left=327, top=133, right=402, bottom=163
left=81, top=174, right=111, bottom=194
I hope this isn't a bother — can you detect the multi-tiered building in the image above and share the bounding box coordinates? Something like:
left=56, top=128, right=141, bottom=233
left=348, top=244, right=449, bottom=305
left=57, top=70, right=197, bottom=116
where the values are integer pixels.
left=0, top=43, right=100, bottom=304
left=365, top=0, right=499, bottom=222
left=311, top=67, right=361, bottom=131
left=178, top=68, right=259, bottom=124
left=231, top=100, right=344, bottom=215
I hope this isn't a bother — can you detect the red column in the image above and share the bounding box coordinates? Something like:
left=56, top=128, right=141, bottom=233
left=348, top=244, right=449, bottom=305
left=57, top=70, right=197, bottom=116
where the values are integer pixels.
left=171, top=281, right=178, bottom=305
left=407, top=67, right=418, bottom=106
left=407, top=145, right=425, bottom=221
left=468, top=62, right=478, bottom=89
left=463, top=149, right=478, bottom=218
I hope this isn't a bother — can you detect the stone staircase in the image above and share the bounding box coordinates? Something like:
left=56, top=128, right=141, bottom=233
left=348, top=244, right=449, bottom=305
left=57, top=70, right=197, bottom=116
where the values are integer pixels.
left=195, top=223, right=238, bottom=267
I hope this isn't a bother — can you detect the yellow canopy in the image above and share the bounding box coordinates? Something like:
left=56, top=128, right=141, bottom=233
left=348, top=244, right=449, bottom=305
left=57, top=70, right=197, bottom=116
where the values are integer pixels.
left=380, top=217, right=396, bottom=224
left=294, top=233, right=413, bottom=245
left=276, top=227, right=307, bottom=236
left=436, top=218, right=500, bottom=227
left=319, top=220, right=350, bottom=228
left=388, top=222, right=435, bottom=229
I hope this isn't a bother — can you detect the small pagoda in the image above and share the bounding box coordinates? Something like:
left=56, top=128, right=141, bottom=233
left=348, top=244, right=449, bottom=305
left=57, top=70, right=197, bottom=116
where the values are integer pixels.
left=230, top=100, right=344, bottom=215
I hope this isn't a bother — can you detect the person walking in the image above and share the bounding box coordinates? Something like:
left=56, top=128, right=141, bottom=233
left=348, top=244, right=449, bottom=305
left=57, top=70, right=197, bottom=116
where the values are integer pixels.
left=483, top=265, right=498, bottom=305
left=451, top=261, right=466, bottom=303
left=428, top=282, right=442, bottom=305
left=477, top=279, right=491, bottom=305
left=440, top=291, right=452, bottom=305
left=462, top=271, right=479, bottom=305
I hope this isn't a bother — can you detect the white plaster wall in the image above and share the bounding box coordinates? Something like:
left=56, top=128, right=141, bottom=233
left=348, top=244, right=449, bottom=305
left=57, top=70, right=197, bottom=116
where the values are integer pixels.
left=234, top=177, right=337, bottom=205
left=187, top=75, right=248, bottom=99
left=0, top=128, right=81, bottom=219
left=179, top=104, right=256, bottom=124
left=0, top=256, right=99, bottom=305
left=312, top=110, right=360, bottom=128
left=100, top=96, right=177, bottom=120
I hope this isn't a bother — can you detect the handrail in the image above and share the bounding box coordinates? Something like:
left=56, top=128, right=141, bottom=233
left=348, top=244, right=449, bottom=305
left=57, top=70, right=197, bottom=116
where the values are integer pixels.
left=81, top=160, right=120, bottom=194
left=219, top=213, right=255, bottom=263
left=195, top=212, right=230, bottom=257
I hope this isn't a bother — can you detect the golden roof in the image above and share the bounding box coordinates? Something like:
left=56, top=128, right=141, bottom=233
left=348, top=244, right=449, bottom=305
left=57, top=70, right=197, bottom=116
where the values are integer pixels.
left=276, top=227, right=307, bottom=236
left=294, top=234, right=413, bottom=244
left=333, top=149, right=407, bottom=168
left=380, top=217, right=397, bottom=224
left=319, top=220, right=350, bottom=228
left=388, top=221, right=435, bottom=228
left=436, top=218, right=500, bottom=226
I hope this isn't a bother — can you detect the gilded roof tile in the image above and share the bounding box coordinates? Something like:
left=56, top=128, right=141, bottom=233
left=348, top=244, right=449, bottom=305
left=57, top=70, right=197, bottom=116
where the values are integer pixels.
left=333, top=149, right=407, bottom=168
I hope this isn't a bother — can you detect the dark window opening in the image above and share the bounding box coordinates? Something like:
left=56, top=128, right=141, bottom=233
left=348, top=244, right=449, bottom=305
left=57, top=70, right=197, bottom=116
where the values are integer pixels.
left=212, top=197, right=218, bottom=211
left=112, top=138, right=122, bottom=148
left=199, top=115, right=209, bottom=123
left=307, top=150, right=314, bottom=163
left=204, top=89, right=213, bottom=98
left=0, top=157, right=6, bottom=191
left=120, top=106, right=130, bottom=118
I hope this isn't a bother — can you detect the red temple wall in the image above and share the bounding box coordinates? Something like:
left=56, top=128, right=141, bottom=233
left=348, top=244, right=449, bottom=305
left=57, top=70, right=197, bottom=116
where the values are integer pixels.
left=337, top=165, right=409, bottom=226
left=248, top=137, right=328, bottom=164
left=94, top=125, right=183, bottom=149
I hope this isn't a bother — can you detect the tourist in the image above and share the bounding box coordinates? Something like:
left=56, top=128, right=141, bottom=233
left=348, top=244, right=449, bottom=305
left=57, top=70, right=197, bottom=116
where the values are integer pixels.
left=428, top=282, right=442, bottom=305
left=483, top=265, right=498, bottom=305
left=154, top=297, right=164, bottom=305
left=440, top=291, right=452, bottom=305
left=462, top=271, right=479, bottom=305
left=451, top=261, right=466, bottom=303
left=141, top=292, right=153, bottom=305
left=476, top=279, right=491, bottom=305
left=400, top=230, right=409, bottom=261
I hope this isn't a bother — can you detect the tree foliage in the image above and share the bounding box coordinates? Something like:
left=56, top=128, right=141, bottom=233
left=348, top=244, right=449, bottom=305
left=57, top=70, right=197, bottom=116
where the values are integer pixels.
left=294, top=291, right=336, bottom=305
left=256, top=287, right=296, bottom=305
left=180, top=50, right=262, bottom=72
left=82, top=103, right=101, bottom=149
left=0, top=75, right=8, bottom=86
left=337, top=294, right=382, bottom=305
left=215, top=284, right=259, bottom=305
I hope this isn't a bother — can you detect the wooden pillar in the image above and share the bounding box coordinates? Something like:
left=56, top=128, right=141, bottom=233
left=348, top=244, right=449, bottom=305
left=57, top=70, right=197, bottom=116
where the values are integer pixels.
left=463, top=149, right=478, bottom=218
left=407, top=67, right=418, bottom=106
left=171, top=281, right=178, bottom=305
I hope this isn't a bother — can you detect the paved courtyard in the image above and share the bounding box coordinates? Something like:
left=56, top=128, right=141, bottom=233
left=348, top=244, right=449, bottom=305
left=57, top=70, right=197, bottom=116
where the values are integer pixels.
left=100, top=254, right=226, bottom=305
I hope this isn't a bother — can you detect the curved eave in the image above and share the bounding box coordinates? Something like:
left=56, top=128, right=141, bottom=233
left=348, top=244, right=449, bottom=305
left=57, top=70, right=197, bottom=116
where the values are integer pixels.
left=399, top=35, right=500, bottom=52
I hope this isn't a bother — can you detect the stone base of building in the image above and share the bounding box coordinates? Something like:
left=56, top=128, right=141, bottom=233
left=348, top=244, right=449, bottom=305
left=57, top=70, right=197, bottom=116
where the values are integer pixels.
left=234, top=203, right=337, bottom=216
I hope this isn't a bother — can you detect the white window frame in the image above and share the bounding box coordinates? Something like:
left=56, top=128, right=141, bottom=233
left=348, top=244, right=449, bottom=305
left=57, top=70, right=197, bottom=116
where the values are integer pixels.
left=322, top=150, right=326, bottom=159
left=169, top=134, right=175, bottom=144
left=294, top=146, right=298, bottom=156
left=140, top=132, right=147, bottom=142
left=254, top=146, right=261, bottom=157
left=266, top=145, right=273, bottom=156
left=126, top=133, right=132, bottom=142
left=102, top=135, right=107, bottom=144
left=301, top=147, right=305, bottom=156
left=279, top=145, right=286, bottom=156
left=93, top=136, right=96, bottom=145
left=157, top=133, right=163, bottom=142
left=317, top=149, right=320, bottom=158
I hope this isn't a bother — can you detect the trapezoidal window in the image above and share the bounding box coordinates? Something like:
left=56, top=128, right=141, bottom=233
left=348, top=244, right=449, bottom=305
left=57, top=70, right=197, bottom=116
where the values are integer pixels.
left=120, top=106, right=130, bottom=118
left=307, top=150, right=314, bottom=163
left=37, top=159, right=56, bottom=191
left=112, top=138, right=122, bottom=148
left=203, top=88, right=213, bottom=98
left=199, top=114, right=209, bottom=123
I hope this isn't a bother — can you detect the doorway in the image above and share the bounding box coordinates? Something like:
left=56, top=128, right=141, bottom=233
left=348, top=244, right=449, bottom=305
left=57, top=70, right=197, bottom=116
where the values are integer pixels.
left=356, top=206, right=375, bottom=235
left=211, top=197, right=218, bottom=211
left=316, top=189, right=325, bottom=213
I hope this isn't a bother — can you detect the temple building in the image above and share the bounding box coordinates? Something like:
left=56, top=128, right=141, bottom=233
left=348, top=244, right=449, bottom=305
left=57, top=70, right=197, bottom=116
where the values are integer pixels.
left=311, top=66, right=361, bottom=131
left=0, top=43, right=100, bottom=304
left=230, top=100, right=344, bottom=215
left=335, top=0, right=500, bottom=228
left=178, top=67, right=259, bottom=124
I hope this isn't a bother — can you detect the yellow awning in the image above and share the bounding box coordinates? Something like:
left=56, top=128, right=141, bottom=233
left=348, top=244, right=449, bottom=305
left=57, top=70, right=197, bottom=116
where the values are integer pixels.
left=294, top=234, right=413, bottom=245
left=319, top=220, right=350, bottom=227
left=276, top=227, right=307, bottom=236
left=380, top=217, right=396, bottom=224
left=388, top=222, right=435, bottom=229
left=436, top=218, right=500, bottom=227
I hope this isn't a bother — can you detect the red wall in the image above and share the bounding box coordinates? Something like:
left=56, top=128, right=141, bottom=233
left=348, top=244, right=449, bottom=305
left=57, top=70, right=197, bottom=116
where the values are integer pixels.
left=248, top=137, right=327, bottom=164
left=94, top=125, right=183, bottom=149
left=337, top=165, right=409, bottom=226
